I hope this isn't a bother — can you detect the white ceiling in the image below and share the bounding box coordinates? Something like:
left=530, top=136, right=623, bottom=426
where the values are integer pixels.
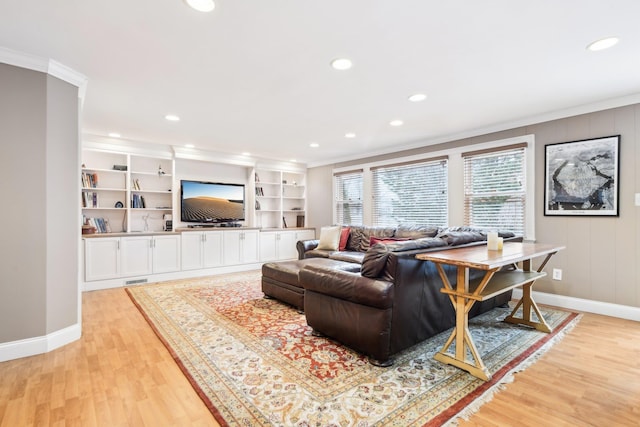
left=1, top=0, right=640, bottom=166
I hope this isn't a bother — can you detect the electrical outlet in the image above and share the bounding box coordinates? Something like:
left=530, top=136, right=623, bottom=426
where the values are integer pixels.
left=552, top=268, right=562, bottom=281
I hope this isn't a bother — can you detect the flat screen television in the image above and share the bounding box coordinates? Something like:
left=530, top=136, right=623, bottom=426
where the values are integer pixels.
left=180, top=180, right=245, bottom=224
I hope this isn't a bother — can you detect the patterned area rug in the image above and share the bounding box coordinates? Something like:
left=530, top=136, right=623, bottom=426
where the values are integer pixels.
left=126, top=271, right=580, bottom=426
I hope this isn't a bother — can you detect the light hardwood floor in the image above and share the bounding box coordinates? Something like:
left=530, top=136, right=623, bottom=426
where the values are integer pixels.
left=1, top=287, right=639, bottom=426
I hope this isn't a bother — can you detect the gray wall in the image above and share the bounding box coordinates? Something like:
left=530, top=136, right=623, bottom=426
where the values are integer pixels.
left=0, top=63, right=79, bottom=343
left=307, top=104, right=640, bottom=308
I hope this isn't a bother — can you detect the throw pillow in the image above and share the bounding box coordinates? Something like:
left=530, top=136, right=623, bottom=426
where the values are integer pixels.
left=339, top=227, right=350, bottom=251
left=361, top=244, right=390, bottom=278
left=316, top=225, right=341, bottom=251
left=369, top=236, right=409, bottom=246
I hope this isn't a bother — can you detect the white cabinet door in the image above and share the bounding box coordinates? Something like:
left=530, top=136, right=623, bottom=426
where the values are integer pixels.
left=278, top=231, right=298, bottom=260
left=181, top=232, right=204, bottom=271
left=120, top=235, right=153, bottom=277
left=224, top=230, right=259, bottom=265
left=241, top=230, right=260, bottom=263
left=85, top=237, right=121, bottom=281
left=203, top=231, right=224, bottom=268
left=153, top=235, right=181, bottom=273
left=296, top=230, right=316, bottom=242
left=259, top=231, right=278, bottom=261
left=223, top=230, right=242, bottom=265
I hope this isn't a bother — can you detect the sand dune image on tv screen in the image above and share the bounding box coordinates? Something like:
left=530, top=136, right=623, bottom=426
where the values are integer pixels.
left=181, top=197, right=243, bottom=222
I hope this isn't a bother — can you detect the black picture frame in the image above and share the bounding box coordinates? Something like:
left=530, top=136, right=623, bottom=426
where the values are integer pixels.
left=544, top=135, right=620, bottom=216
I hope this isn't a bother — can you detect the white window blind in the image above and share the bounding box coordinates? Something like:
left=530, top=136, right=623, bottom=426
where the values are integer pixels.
left=334, top=170, right=363, bottom=225
left=371, top=157, right=448, bottom=227
left=463, top=144, right=526, bottom=235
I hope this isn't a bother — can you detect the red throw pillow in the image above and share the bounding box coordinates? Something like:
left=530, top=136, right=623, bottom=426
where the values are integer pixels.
left=339, top=227, right=350, bottom=251
left=369, top=236, right=409, bottom=246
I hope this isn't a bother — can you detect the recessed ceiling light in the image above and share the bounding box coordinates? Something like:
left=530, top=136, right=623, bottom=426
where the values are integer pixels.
left=184, top=0, right=215, bottom=12
left=408, top=93, right=427, bottom=102
left=185, top=144, right=195, bottom=148
left=587, top=36, right=619, bottom=51
left=241, top=152, right=251, bottom=156
left=108, top=132, right=121, bottom=138
left=290, top=159, right=297, bottom=163
left=309, top=143, right=319, bottom=148
left=390, top=120, right=404, bottom=127
left=344, top=132, right=356, bottom=138
left=330, top=58, right=353, bottom=70
left=165, top=114, right=180, bottom=121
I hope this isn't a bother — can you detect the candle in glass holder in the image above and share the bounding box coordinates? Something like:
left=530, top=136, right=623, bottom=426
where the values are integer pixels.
left=497, top=237, right=504, bottom=250
left=487, top=232, right=499, bottom=250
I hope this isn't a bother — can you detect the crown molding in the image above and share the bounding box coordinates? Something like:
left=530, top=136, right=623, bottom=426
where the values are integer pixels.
left=0, top=46, right=87, bottom=102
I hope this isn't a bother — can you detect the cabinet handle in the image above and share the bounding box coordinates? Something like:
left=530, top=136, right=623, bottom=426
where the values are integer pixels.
left=117, top=240, right=120, bottom=250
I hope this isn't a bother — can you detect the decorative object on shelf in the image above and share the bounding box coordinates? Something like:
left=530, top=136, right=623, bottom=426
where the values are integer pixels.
left=115, top=201, right=124, bottom=208
left=163, top=214, right=173, bottom=231
left=81, top=224, right=96, bottom=235
left=142, top=214, right=150, bottom=232
left=112, top=164, right=127, bottom=171
left=255, top=200, right=261, bottom=210
left=158, top=164, right=165, bottom=176
left=544, top=134, right=620, bottom=216
left=282, top=179, right=287, bottom=184
left=296, top=215, right=305, bottom=227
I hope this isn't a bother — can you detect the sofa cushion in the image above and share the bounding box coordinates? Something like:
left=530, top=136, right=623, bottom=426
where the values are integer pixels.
left=385, top=237, right=448, bottom=252
left=361, top=244, right=391, bottom=278
left=317, top=225, right=341, bottom=250
left=436, top=230, right=486, bottom=246
left=328, top=251, right=365, bottom=265
left=348, top=226, right=396, bottom=252
left=394, top=225, right=439, bottom=239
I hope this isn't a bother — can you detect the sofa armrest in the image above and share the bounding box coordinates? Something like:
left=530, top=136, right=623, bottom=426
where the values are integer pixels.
left=299, top=264, right=393, bottom=309
left=297, top=239, right=319, bottom=259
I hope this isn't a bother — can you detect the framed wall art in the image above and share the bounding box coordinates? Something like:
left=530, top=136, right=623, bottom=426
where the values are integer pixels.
left=544, top=135, right=620, bottom=216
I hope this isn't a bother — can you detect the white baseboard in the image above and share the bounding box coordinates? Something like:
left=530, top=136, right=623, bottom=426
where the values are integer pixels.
left=83, top=262, right=263, bottom=292
left=0, top=323, right=82, bottom=363
left=512, top=289, right=640, bottom=322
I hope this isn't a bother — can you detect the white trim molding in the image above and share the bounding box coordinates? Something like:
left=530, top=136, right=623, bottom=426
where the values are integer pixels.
left=0, top=46, right=88, bottom=101
left=512, top=289, right=640, bottom=322
left=0, top=323, right=81, bottom=363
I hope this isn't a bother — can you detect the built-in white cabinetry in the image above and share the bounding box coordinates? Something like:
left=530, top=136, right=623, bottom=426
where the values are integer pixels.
left=224, top=229, right=260, bottom=265
left=120, top=235, right=153, bottom=277
left=152, top=235, right=182, bottom=273
left=260, top=229, right=315, bottom=261
left=84, top=234, right=180, bottom=283
left=181, top=231, right=224, bottom=271
left=82, top=149, right=174, bottom=233
left=254, top=169, right=306, bottom=229
left=84, top=237, right=121, bottom=281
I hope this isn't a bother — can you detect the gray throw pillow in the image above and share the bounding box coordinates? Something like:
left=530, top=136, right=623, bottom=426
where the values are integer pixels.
left=361, top=244, right=390, bottom=278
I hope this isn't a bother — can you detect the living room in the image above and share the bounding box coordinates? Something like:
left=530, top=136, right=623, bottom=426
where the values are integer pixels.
left=1, top=1, right=640, bottom=425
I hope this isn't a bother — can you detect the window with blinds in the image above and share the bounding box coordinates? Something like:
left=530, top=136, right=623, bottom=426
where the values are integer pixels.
left=371, top=157, right=448, bottom=227
left=463, top=144, right=526, bottom=235
left=334, top=170, right=363, bottom=225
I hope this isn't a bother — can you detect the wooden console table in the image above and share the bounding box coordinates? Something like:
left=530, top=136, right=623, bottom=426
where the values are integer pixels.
left=416, top=242, right=564, bottom=381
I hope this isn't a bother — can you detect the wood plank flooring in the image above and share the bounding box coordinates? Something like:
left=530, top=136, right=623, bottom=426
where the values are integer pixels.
left=1, top=287, right=639, bottom=426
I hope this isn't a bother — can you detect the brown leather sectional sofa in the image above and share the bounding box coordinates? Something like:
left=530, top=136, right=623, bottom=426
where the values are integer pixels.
left=262, top=225, right=519, bottom=366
